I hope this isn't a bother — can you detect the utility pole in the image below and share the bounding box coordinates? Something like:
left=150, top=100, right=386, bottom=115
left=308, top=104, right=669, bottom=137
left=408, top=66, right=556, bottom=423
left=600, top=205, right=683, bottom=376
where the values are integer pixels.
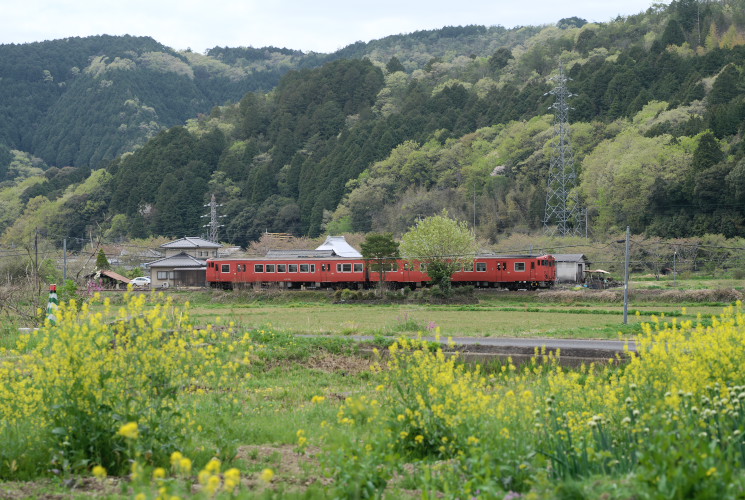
left=673, top=251, right=677, bottom=287
left=63, top=237, right=67, bottom=283
left=543, top=61, right=585, bottom=237
left=623, top=226, right=630, bottom=325
left=35, top=229, right=39, bottom=292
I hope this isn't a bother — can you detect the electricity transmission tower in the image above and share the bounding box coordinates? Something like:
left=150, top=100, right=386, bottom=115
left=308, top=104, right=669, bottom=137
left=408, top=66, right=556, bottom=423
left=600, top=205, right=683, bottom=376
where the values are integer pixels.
left=202, top=194, right=225, bottom=243
left=543, top=62, right=585, bottom=237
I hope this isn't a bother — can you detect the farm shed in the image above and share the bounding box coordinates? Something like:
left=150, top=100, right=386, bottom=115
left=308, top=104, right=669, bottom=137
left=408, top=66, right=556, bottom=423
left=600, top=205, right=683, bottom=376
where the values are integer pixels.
left=553, top=254, right=591, bottom=283
left=84, top=269, right=131, bottom=289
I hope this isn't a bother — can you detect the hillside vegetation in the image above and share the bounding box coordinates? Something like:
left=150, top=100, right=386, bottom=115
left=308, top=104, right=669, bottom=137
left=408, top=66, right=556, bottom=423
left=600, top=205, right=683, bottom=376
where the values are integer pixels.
left=1, top=0, right=745, bottom=250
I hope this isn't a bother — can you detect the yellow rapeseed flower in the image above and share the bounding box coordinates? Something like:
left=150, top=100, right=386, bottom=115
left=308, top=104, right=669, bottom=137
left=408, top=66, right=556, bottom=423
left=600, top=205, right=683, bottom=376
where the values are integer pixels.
left=260, top=468, right=275, bottom=483
left=118, top=422, right=139, bottom=439
left=92, top=465, right=107, bottom=478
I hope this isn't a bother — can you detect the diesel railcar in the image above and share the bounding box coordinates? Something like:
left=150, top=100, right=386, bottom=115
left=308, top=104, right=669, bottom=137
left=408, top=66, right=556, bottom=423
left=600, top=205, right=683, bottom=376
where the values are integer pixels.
left=206, top=253, right=556, bottom=290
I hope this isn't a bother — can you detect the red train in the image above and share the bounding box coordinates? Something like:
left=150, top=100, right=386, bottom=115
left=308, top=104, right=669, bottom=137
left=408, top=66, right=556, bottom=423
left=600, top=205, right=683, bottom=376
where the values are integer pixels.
left=206, top=252, right=556, bottom=290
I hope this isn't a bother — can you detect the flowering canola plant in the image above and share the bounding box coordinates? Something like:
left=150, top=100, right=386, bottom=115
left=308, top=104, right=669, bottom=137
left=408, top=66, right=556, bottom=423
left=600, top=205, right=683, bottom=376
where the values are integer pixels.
left=322, top=302, right=745, bottom=498
left=0, top=292, right=251, bottom=477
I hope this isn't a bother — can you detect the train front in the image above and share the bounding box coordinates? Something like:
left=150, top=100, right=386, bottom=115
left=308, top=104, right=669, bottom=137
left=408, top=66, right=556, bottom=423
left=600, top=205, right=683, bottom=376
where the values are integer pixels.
left=534, top=254, right=557, bottom=288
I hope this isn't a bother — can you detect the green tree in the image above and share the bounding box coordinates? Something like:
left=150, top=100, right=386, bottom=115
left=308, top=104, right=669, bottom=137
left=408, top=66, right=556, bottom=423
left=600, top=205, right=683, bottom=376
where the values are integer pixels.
left=399, top=211, right=478, bottom=293
left=360, top=232, right=400, bottom=294
left=95, top=249, right=110, bottom=270
left=385, top=57, right=406, bottom=74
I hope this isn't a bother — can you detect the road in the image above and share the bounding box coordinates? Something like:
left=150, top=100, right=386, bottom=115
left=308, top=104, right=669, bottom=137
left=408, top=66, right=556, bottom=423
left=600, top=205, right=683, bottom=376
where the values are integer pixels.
left=343, top=335, right=636, bottom=352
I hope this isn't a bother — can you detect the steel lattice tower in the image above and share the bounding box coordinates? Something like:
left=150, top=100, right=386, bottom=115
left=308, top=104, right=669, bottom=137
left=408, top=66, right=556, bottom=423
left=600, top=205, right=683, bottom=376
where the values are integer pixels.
left=202, top=194, right=224, bottom=242
left=543, top=62, right=584, bottom=236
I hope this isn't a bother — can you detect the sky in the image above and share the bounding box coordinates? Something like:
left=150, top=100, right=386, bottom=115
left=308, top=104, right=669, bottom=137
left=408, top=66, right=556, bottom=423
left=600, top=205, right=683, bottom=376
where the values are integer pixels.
left=2, top=0, right=666, bottom=54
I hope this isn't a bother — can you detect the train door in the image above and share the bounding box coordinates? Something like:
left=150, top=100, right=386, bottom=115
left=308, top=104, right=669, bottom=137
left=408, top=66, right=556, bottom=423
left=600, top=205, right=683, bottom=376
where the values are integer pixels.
left=318, top=262, right=332, bottom=287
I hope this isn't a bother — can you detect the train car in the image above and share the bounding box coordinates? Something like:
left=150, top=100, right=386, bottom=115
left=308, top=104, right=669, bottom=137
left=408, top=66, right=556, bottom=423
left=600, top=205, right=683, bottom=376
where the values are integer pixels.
left=206, top=251, right=556, bottom=290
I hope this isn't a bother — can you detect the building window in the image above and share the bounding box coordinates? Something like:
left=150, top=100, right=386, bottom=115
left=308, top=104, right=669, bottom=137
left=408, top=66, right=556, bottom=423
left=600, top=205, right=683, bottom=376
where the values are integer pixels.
left=515, top=262, right=526, bottom=272
left=157, top=271, right=174, bottom=280
left=289, top=264, right=298, bottom=273
left=277, top=264, right=286, bottom=272
left=254, top=264, right=264, bottom=273
left=266, top=264, right=275, bottom=273
left=476, top=262, right=487, bottom=272
left=221, top=264, right=230, bottom=273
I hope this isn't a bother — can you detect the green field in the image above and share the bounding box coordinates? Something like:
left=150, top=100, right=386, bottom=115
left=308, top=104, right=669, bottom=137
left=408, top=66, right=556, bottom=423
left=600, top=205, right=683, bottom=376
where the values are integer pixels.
left=185, top=287, right=732, bottom=339
left=2, top=285, right=744, bottom=498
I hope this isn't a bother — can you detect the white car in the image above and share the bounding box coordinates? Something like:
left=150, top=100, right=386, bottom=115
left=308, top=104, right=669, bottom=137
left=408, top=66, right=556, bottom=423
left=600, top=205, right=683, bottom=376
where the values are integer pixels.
left=131, top=276, right=151, bottom=287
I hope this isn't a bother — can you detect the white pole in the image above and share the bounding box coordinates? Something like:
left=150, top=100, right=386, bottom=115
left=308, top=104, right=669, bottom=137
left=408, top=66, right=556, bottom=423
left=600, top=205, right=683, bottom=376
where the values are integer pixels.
left=623, top=226, right=630, bottom=324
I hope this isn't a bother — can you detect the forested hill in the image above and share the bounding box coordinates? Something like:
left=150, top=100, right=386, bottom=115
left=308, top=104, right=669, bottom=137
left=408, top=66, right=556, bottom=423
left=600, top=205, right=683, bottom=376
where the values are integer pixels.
left=0, top=25, right=540, bottom=174
left=2, top=0, right=745, bottom=249
left=0, top=35, right=326, bottom=171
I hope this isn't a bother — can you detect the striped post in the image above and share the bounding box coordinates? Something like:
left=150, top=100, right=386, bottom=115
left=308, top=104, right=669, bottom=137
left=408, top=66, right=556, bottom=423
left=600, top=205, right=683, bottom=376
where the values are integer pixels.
left=46, top=283, right=59, bottom=325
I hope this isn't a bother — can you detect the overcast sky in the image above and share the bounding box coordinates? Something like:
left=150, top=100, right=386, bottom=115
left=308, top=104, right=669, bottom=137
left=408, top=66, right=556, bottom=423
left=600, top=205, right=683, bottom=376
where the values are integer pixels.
left=2, top=0, right=666, bottom=54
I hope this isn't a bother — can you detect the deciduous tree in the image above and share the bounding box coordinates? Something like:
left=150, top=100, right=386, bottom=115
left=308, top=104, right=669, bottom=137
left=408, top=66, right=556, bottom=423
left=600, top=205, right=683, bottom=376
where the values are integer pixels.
left=360, top=232, right=399, bottom=294
left=399, top=211, right=478, bottom=292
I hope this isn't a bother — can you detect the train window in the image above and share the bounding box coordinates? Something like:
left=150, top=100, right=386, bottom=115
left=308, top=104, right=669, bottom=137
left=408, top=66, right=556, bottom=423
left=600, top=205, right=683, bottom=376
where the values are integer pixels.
left=464, top=262, right=474, bottom=272
left=496, top=263, right=501, bottom=271
left=254, top=264, right=264, bottom=273
left=321, top=264, right=327, bottom=271
left=300, top=264, right=309, bottom=272
left=531, top=262, right=535, bottom=269
left=288, top=264, right=298, bottom=273
left=515, top=262, right=526, bottom=272
left=277, top=264, right=286, bottom=272
left=266, top=264, right=275, bottom=272
left=237, top=264, right=246, bottom=272
left=336, top=264, right=342, bottom=272
left=342, top=263, right=352, bottom=272
left=476, top=262, right=487, bottom=272
left=221, top=264, right=230, bottom=273
left=354, top=263, right=363, bottom=272
left=310, top=264, right=316, bottom=273
left=420, top=263, right=427, bottom=271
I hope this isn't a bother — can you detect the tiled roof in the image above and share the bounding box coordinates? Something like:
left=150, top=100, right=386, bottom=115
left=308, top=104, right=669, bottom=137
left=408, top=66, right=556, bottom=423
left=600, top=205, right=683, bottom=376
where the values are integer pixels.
left=146, top=252, right=206, bottom=268
left=161, top=237, right=222, bottom=249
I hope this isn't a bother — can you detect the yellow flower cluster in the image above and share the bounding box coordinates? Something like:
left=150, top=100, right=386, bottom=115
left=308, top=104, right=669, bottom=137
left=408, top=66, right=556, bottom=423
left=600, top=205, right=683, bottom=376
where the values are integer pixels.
left=0, top=292, right=252, bottom=475
left=330, top=302, right=745, bottom=488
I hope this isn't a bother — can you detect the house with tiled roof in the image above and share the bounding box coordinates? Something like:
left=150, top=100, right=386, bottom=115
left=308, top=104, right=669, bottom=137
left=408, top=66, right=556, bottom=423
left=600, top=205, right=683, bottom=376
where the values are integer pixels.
left=145, top=237, right=222, bottom=288
left=160, top=237, right=222, bottom=259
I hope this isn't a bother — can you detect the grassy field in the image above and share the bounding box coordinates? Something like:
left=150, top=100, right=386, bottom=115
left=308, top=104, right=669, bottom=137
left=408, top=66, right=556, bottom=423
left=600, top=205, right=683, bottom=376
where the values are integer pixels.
left=1, top=284, right=743, bottom=498
left=184, top=286, right=733, bottom=339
